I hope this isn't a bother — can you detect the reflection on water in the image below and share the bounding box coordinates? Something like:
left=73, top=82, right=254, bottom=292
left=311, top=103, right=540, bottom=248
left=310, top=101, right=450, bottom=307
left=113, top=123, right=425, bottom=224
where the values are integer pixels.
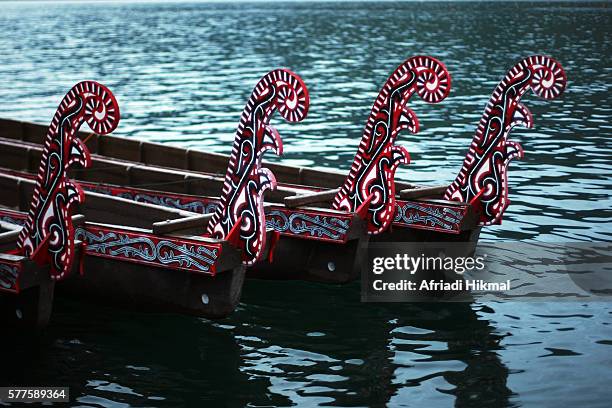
left=2, top=283, right=611, bottom=407
left=0, top=1, right=610, bottom=407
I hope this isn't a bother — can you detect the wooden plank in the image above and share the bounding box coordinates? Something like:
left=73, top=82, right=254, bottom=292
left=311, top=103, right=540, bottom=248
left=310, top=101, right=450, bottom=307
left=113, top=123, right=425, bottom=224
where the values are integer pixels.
left=298, top=167, right=345, bottom=188
left=395, top=181, right=418, bottom=190
left=0, top=214, right=83, bottom=244
left=72, top=214, right=85, bottom=226
left=82, top=191, right=189, bottom=228
left=0, top=175, right=22, bottom=208
left=0, top=219, right=21, bottom=231
left=0, top=229, right=20, bottom=244
left=22, top=121, right=47, bottom=144
left=0, top=252, right=26, bottom=262
left=0, top=118, right=24, bottom=141
left=1, top=121, right=441, bottom=207
left=187, top=149, right=230, bottom=175
left=98, top=136, right=142, bottom=162
left=413, top=198, right=470, bottom=207
left=141, top=141, right=188, bottom=169
left=152, top=213, right=213, bottom=235
left=0, top=142, right=30, bottom=170
left=283, top=188, right=339, bottom=208
left=265, top=162, right=302, bottom=185
left=399, top=185, right=448, bottom=200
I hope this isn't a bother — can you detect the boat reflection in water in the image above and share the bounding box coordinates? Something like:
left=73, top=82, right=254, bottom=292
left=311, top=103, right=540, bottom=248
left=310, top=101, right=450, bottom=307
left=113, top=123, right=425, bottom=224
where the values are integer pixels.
left=0, top=282, right=511, bottom=406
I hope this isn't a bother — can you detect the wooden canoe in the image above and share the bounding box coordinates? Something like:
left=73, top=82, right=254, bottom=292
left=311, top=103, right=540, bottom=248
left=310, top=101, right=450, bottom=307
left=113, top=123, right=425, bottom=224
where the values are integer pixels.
left=1, top=73, right=317, bottom=326
left=0, top=172, right=248, bottom=320
left=0, top=56, right=567, bottom=326
left=0, top=56, right=568, bottom=284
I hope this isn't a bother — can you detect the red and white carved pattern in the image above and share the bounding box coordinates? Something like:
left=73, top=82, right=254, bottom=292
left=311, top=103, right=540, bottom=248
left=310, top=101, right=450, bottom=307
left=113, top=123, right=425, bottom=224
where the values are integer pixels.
left=206, top=69, right=309, bottom=265
left=17, top=81, right=120, bottom=279
left=444, top=56, right=566, bottom=225
left=333, top=56, right=451, bottom=234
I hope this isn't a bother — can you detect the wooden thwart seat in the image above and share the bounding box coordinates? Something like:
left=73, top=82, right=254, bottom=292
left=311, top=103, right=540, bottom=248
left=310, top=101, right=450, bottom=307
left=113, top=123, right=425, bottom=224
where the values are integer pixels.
left=283, top=184, right=451, bottom=208
left=152, top=213, right=213, bottom=235
left=398, top=185, right=448, bottom=200
left=283, top=188, right=340, bottom=208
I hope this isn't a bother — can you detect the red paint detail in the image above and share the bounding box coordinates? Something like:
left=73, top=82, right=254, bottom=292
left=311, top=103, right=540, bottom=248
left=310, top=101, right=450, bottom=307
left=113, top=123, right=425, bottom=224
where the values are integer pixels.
left=267, top=231, right=281, bottom=263
left=445, top=56, right=566, bottom=225
left=29, top=233, right=51, bottom=267
left=469, top=188, right=485, bottom=206
left=356, top=194, right=374, bottom=220
left=78, top=242, right=87, bottom=276
left=17, top=81, right=120, bottom=279
left=334, top=56, right=451, bottom=235
left=0, top=209, right=27, bottom=221
left=225, top=216, right=243, bottom=248
left=206, top=69, right=310, bottom=265
left=468, top=189, right=486, bottom=224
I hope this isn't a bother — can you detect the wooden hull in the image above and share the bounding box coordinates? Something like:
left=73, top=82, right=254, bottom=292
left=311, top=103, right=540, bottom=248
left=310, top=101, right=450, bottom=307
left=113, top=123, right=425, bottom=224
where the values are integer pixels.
left=1, top=209, right=247, bottom=320
left=248, top=233, right=366, bottom=283
left=1, top=220, right=246, bottom=321
left=0, top=172, right=248, bottom=320
left=59, top=258, right=246, bottom=319
left=0, top=264, right=54, bottom=330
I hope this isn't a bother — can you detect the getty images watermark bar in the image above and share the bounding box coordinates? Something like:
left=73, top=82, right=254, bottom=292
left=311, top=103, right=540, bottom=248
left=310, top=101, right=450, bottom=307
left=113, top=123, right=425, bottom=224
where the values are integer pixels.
left=361, top=242, right=612, bottom=302
left=0, top=387, right=69, bottom=403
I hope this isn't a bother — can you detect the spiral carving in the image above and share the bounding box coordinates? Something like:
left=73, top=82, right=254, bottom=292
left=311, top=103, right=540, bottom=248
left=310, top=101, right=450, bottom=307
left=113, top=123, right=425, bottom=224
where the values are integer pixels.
left=206, top=69, right=309, bottom=265
left=18, top=81, right=120, bottom=279
left=333, top=56, right=451, bottom=234
left=444, top=55, right=566, bottom=225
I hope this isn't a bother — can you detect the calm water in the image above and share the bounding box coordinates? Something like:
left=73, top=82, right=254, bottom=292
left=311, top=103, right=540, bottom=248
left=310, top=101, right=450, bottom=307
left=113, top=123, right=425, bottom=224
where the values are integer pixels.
left=0, top=1, right=611, bottom=407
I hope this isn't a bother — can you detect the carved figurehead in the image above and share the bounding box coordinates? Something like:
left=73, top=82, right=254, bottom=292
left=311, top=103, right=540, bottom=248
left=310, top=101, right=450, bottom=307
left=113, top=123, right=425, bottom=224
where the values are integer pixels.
left=333, top=56, right=451, bottom=234
left=18, top=81, right=120, bottom=279
left=445, top=56, right=567, bottom=225
left=206, top=69, right=309, bottom=265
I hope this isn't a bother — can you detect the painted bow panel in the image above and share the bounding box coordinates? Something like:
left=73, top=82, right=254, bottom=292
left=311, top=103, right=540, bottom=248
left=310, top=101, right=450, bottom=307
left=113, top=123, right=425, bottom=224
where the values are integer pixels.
left=333, top=56, right=451, bottom=235
left=393, top=200, right=469, bottom=233
left=17, top=81, right=120, bottom=279
left=0, top=209, right=222, bottom=276
left=445, top=56, right=566, bottom=225
left=0, top=210, right=27, bottom=293
left=206, top=69, right=309, bottom=265
left=0, top=260, right=22, bottom=294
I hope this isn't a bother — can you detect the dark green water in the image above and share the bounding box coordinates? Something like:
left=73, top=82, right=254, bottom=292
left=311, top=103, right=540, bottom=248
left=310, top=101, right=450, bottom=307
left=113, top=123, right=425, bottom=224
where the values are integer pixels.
left=0, top=1, right=611, bottom=407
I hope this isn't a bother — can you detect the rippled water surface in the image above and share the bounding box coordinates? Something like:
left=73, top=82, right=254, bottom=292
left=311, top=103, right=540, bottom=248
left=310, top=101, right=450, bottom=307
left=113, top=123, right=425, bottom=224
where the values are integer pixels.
left=0, top=1, right=611, bottom=407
